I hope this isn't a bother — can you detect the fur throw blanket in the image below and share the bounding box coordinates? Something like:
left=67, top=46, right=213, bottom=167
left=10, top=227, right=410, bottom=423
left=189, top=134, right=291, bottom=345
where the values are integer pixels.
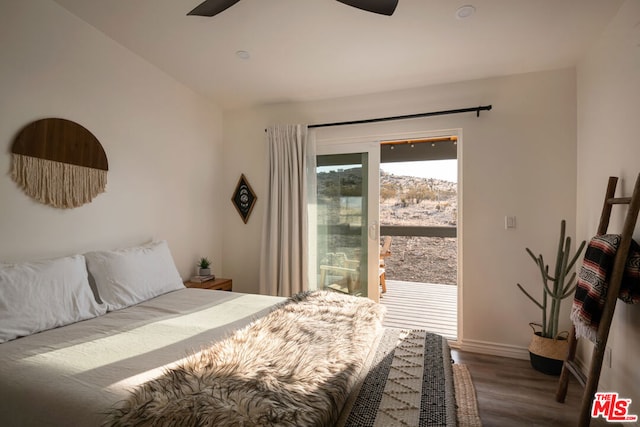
left=104, top=291, right=385, bottom=427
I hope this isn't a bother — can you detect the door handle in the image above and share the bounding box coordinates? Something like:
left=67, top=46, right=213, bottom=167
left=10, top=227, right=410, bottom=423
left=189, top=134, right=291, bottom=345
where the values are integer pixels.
left=369, top=221, right=378, bottom=240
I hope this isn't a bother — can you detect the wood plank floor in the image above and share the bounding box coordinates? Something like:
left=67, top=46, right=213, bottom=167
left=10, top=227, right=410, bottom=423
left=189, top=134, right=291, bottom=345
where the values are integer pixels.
left=380, top=279, right=457, bottom=341
left=452, top=350, right=622, bottom=427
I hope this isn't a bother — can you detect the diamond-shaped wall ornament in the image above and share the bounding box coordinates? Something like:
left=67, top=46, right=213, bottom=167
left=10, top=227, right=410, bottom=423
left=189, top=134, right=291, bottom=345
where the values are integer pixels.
left=231, top=174, right=257, bottom=224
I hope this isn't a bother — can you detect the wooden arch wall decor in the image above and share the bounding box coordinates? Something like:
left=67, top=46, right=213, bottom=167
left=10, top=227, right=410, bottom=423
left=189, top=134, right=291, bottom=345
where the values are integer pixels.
left=11, top=118, right=108, bottom=209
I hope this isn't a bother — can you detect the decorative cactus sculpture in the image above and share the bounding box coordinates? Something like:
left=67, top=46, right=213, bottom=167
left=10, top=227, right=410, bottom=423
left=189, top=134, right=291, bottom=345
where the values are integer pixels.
left=517, top=220, right=586, bottom=338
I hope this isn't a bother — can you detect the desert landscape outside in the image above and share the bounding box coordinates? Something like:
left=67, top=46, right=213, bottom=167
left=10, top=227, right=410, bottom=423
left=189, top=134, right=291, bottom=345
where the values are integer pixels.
left=379, top=162, right=458, bottom=286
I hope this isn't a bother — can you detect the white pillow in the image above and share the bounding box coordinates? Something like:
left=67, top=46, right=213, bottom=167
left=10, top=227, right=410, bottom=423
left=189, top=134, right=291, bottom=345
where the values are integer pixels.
left=0, top=254, right=106, bottom=343
left=84, top=240, right=184, bottom=311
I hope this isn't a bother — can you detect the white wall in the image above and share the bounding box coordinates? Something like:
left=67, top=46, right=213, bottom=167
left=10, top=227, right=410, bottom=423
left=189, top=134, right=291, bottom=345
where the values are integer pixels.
left=223, top=68, right=578, bottom=355
left=576, top=0, right=640, bottom=406
left=0, top=0, right=224, bottom=279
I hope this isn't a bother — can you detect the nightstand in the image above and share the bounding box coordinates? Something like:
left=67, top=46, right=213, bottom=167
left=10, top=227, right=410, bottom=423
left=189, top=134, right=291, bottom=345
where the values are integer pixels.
left=184, top=278, right=232, bottom=291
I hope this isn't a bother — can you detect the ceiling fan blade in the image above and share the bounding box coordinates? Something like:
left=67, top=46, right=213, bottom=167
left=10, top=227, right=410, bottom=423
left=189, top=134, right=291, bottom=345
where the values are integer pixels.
left=336, top=0, right=398, bottom=16
left=187, top=0, right=241, bottom=17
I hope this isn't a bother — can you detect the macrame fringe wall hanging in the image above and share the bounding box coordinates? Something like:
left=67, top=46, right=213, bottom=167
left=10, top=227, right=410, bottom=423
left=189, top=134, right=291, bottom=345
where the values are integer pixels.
left=10, top=118, right=108, bottom=209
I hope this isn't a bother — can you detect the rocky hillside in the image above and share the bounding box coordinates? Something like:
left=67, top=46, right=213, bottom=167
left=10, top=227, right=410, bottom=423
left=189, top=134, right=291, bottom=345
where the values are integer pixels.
left=380, top=171, right=457, bottom=227
left=379, top=171, right=458, bottom=285
left=316, top=168, right=458, bottom=285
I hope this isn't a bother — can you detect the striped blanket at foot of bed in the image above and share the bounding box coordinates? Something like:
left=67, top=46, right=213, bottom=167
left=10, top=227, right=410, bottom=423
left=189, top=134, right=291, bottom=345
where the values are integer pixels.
left=338, top=328, right=457, bottom=427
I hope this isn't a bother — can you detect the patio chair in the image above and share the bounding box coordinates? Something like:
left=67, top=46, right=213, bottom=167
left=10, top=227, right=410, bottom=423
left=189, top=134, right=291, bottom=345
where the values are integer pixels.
left=379, top=236, right=392, bottom=294
left=319, top=252, right=362, bottom=295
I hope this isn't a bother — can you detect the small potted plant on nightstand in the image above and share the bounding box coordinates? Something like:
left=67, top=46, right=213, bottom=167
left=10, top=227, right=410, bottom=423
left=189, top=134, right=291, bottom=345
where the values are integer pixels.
left=197, top=257, right=212, bottom=276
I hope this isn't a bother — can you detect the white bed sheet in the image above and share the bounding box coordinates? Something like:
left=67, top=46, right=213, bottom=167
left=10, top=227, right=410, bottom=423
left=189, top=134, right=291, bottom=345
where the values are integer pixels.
left=0, top=289, right=284, bottom=427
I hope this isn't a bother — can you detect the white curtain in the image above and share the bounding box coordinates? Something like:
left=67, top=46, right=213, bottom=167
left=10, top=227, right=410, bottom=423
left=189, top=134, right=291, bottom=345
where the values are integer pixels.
left=259, top=124, right=316, bottom=297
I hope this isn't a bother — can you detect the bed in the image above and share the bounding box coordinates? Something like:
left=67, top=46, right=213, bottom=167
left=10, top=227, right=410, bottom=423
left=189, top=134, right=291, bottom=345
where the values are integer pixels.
left=0, top=241, right=460, bottom=426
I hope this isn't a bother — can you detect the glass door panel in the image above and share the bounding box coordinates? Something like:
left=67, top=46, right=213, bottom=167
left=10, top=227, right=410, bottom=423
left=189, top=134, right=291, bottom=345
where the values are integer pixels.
left=311, top=139, right=380, bottom=301
left=316, top=153, right=369, bottom=297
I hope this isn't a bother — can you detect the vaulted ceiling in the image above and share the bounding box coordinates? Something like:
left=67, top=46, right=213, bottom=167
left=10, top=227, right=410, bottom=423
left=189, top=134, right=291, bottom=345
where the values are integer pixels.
left=53, top=0, right=623, bottom=110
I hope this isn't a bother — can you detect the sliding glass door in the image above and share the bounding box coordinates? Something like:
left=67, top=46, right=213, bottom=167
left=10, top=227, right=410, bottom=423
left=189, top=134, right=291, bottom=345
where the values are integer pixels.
left=312, top=141, right=380, bottom=301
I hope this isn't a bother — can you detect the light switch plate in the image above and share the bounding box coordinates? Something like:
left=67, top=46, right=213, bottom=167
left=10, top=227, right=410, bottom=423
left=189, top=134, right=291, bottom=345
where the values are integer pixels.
left=505, top=216, right=516, bottom=229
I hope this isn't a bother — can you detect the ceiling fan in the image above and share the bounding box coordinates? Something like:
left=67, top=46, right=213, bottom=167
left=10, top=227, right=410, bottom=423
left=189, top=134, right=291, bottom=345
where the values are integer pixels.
left=187, top=0, right=399, bottom=17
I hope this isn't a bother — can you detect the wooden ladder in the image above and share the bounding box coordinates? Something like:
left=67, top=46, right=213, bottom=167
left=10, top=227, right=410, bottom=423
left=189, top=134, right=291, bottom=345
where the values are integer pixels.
left=556, top=173, right=640, bottom=427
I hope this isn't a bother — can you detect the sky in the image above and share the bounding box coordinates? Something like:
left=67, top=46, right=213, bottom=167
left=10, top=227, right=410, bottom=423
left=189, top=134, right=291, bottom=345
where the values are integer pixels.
left=381, top=160, right=457, bottom=182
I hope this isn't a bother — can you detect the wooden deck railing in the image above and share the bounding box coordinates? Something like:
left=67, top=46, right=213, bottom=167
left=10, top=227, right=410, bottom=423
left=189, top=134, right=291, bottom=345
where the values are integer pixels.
left=380, top=225, right=456, bottom=238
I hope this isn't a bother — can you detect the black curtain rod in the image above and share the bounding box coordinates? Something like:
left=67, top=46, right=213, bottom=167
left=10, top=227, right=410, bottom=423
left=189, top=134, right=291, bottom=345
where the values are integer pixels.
left=308, top=105, right=492, bottom=129
left=264, top=105, right=492, bottom=132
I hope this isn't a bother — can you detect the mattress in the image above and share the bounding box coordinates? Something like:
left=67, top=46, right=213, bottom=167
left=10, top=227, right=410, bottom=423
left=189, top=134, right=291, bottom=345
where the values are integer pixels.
left=0, top=289, right=284, bottom=427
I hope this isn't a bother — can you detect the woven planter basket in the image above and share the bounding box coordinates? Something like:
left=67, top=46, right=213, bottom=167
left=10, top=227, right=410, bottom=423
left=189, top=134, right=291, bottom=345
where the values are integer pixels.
left=528, top=323, right=569, bottom=360
left=527, top=323, right=568, bottom=375
left=529, top=332, right=568, bottom=361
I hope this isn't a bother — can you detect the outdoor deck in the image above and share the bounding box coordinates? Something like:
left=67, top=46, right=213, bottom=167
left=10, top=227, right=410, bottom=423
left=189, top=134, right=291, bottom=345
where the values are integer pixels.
left=380, top=279, right=457, bottom=341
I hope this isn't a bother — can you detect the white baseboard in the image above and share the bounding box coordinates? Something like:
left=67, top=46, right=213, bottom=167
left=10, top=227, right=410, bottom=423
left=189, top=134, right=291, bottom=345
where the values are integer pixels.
left=457, top=339, right=530, bottom=360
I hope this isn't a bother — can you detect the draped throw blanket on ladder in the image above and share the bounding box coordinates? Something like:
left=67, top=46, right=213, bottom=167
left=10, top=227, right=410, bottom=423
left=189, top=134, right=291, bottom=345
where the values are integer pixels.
left=260, top=125, right=316, bottom=296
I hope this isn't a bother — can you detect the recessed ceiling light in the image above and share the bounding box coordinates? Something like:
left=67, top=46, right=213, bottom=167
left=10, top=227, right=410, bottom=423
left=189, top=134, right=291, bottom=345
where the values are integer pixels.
left=236, top=50, right=250, bottom=60
left=455, top=5, right=475, bottom=19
